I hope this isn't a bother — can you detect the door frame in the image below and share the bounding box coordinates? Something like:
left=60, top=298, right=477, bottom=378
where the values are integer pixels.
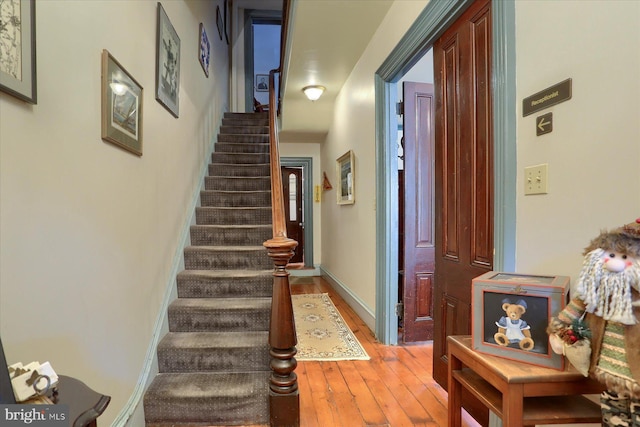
left=281, top=157, right=314, bottom=268
left=374, top=0, right=517, bottom=345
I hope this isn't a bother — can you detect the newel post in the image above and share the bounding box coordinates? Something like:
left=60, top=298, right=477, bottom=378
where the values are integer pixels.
left=264, top=234, right=299, bottom=427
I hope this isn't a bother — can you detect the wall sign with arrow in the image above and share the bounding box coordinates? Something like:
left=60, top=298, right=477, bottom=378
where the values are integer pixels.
left=536, top=112, right=553, bottom=136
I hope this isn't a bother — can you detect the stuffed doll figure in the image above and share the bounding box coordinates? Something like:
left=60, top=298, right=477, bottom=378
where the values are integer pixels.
left=548, top=218, right=640, bottom=426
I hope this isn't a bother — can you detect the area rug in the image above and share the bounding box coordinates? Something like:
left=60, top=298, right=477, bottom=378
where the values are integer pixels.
left=292, top=293, right=370, bottom=361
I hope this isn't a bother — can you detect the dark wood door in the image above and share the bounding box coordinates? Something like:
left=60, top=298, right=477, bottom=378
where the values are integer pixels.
left=281, top=166, right=304, bottom=263
left=401, top=81, right=436, bottom=343
left=432, top=0, right=494, bottom=392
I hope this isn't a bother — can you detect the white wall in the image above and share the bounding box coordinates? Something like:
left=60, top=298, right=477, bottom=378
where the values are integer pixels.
left=321, top=1, right=429, bottom=317
left=320, top=0, right=639, bottom=334
left=514, top=0, right=640, bottom=284
left=0, top=0, right=228, bottom=423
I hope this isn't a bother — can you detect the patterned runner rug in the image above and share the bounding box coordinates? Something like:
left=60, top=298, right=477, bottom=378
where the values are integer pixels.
left=292, top=293, right=370, bottom=361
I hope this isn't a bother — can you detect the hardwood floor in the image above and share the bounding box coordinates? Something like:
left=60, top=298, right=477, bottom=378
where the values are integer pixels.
left=270, top=275, right=481, bottom=427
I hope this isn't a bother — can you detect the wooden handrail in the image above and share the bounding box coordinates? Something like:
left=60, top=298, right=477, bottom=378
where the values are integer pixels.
left=263, top=2, right=299, bottom=424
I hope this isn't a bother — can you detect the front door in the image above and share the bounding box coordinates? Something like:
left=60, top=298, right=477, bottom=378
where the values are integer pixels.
left=432, top=0, right=494, bottom=393
left=281, top=166, right=304, bottom=264
left=401, top=81, right=436, bottom=343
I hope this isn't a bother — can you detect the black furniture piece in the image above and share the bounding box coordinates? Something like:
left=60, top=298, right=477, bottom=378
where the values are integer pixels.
left=0, top=337, right=111, bottom=426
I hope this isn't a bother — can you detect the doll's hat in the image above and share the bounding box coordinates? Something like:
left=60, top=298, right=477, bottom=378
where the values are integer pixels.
left=584, top=217, right=640, bottom=259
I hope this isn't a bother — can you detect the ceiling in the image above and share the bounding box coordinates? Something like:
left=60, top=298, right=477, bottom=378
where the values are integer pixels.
left=278, top=0, right=394, bottom=143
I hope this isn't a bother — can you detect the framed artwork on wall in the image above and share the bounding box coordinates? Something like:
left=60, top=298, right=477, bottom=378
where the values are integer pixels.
left=336, top=150, right=355, bottom=205
left=223, top=0, right=230, bottom=45
left=101, top=50, right=143, bottom=156
left=199, top=23, right=210, bottom=77
left=0, top=0, right=37, bottom=104
left=255, top=74, right=269, bottom=92
left=155, top=2, right=180, bottom=118
left=216, top=5, right=223, bottom=40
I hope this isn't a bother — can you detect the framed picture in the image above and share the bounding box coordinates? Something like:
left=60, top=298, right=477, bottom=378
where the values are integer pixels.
left=255, top=74, right=269, bottom=92
left=198, top=23, right=210, bottom=77
left=155, top=2, right=180, bottom=118
left=0, top=0, right=37, bottom=103
left=223, top=0, right=230, bottom=45
left=336, top=150, right=355, bottom=205
left=216, top=5, right=223, bottom=40
left=471, top=271, right=570, bottom=370
left=101, top=50, right=143, bottom=156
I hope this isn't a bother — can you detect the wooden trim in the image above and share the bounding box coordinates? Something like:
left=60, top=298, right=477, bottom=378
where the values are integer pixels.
left=374, top=0, right=517, bottom=345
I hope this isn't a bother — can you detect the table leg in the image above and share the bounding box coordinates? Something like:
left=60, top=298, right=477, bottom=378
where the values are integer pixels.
left=503, top=384, right=524, bottom=427
left=448, top=352, right=463, bottom=427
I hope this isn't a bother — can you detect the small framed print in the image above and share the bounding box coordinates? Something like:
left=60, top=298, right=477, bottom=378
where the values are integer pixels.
left=199, top=23, right=210, bottom=77
left=336, top=150, right=355, bottom=205
left=471, top=271, right=570, bottom=370
left=255, top=74, right=269, bottom=92
left=101, top=50, right=143, bottom=156
left=0, top=0, right=37, bottom=103
left=156, top=2, right=180, bottom=117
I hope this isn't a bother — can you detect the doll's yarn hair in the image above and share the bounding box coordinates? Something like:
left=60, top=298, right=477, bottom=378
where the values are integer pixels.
left=577, top=248, right=638, bottom=325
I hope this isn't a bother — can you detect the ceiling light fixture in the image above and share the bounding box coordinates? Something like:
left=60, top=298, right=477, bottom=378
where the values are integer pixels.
left=302, top=85, right=325, bottom=101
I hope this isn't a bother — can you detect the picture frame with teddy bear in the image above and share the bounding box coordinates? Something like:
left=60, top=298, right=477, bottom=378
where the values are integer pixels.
left=471, top=271, right=570, bottom=370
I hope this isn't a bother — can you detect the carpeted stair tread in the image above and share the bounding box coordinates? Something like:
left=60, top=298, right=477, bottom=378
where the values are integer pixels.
left=168, top=297, right=271, bottom=332
left=195, top=206, right=271, bottom=225
left=143, top=372, right=270, bottom=425
left=200, top=190, right=271, bottom=208
left=189, top=225, right=272, bottom=246
left=208, top=163, right=270, bottom=177
left=176, top=270, right=272, bottom=298
left=157, top=331, right=270, bottom=373
left=145, top=112, right=275, bottom=426
left=204, top=176, right=270, bottom=191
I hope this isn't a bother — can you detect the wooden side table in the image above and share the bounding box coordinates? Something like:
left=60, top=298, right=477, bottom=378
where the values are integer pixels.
left=447, top=335, right=604, bottom=427
left=48, top=375, right=111, bottom=427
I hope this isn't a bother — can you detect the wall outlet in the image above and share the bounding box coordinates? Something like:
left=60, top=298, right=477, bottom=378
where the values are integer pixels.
left=524, top=164, right=548, bottom=195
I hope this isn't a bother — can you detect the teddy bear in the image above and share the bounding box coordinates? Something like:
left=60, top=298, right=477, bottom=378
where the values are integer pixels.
left=494, top=298, right=535, bottom=351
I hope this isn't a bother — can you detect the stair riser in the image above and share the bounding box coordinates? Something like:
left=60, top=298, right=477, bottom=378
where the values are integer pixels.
left=211, top=152, right=270, bottom=164
left=214, top=143, right=269, bottom=154
left=224, top=112, right=268, bottom=119
left=200, top=191, right=271, bottom=208
left=220, top=126, right=269, bottom=135
left=195, top=207, right=271, bottom=225
left=143, top=372, right=270, bottom=425
left=158, top=346, right=270, bottom=373
left=218, top=134, right=268, bottom=143
left=177, top=277, right=272, bottom=298
left=208, top=163, right=270, bottom=177
left=184, top=249, right=272, bottom=270
left=168, top=309, right=270, bottom=332
left=204, top=177, right=270, bottom=191
left=222, top=118, right=269, bottom=127
left=190, top=226, right=272, bottom=246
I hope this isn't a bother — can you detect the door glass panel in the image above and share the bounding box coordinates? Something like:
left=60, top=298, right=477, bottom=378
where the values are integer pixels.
left=289, top=173, right=297, bottom=221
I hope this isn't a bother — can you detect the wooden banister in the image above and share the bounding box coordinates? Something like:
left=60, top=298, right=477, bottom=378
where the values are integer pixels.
left=263, top=2, right=299, bottom=424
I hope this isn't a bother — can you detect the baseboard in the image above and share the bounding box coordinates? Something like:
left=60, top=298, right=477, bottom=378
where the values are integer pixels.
left=288, top=265, right=321, bottom=277
left=319, top=267, right=376, bottom=333
left=111, top=120, right=220, bottom=427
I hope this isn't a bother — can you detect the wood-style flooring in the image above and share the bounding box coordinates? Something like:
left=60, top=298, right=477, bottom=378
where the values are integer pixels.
left=254, top=275, right=480, bottom=427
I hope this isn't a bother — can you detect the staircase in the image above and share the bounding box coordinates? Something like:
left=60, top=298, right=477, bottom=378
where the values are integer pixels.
left=144, top=112, right=273, bottom=426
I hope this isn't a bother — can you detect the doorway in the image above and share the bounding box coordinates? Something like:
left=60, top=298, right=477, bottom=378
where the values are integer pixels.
left=281, top=157, right=314, bottom=268
left=374, top=0, right=517, bottom=348
left=243, top=10, right=281, bottom=112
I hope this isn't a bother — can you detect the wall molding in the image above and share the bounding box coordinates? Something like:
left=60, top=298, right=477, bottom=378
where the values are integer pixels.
left=320, top=267, right=375, bottom=332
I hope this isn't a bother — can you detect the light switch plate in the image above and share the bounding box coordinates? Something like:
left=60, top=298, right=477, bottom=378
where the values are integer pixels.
left=524, top=164, right=548, bottom=195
